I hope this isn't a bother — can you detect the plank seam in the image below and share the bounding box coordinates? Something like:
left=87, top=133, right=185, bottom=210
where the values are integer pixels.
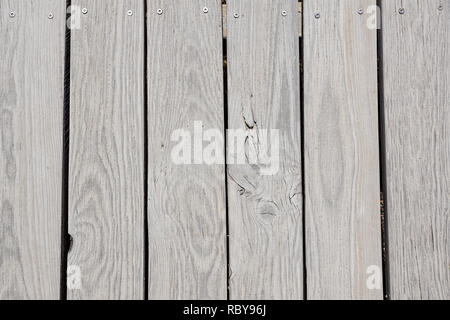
left=376, top=0, right=391, bottom=300
left=60, top=0, right=72, bottom=301
left=143, top=0, right=149, bottom=301
left=299, top=4, right=307, bottom=301
left=222, top=7, right=230, bottom=301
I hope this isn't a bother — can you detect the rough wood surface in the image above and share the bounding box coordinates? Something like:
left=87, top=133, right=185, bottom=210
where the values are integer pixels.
left=222, top=2, right=303, bottom=38
left=0, top=0, right=65, bottom=299
left=303, top=0, right=383, bottom=299
left=382, top=0, right=449, bottom=300
left=147, top=0, right=227, bottom=299
left=226, top=0, right=303, bottom=299
left=68, top=0, right=145, bottom=299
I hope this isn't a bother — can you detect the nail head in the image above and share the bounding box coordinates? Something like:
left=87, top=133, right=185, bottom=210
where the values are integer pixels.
left=358, top=8, right=364, bottom=15
left=399, top=8, right=405, bottom=14
left=48, top=13, right=54, bottom=19
left=157, top=8, right=163, bottom=15
left=9, top=11, right=15, bottom=18
left=233, top=13, right=239, bottom=18
left=82, top=8, right=88, bottom=14
left=314, top=13, right=320, bottom=19
left=438, top=5, right=443, bottom=11
left=127, top=10, right=133, bottom=16
left=203, top=7, right=208, bottom=13
left=281, top=10, right=287, bottom=17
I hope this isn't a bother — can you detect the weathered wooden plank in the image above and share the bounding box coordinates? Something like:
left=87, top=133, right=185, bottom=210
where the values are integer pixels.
left=68, top=0, right=145, bottom=299
left=222, top=2, right=303, bottom=38
left=0, top=0, right=65, bottom=299
left=304, top=0, right=383, bottom=299
left=226, top=0, right=303, bottom=299
left=382, top=0, right=449, bottom=300
left=147, top=0, right=227, bottom=299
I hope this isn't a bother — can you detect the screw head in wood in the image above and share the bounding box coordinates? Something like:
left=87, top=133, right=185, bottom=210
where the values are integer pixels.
left=9, top=11, right=15, bottom=18
left=203, top=7, right=208, bottom=13
left=358, top=8, right=364, bottom=15
left=314, top=13, right=320, bottom=19
left=82, top=8, right=88, bottom=14
left=127, top=10, right=133, bottom=16
left=48, top=13, right=54, bottom=19
left=157, top=8, right=163, bottom=15
left=399, top=8, right=405, bottom=14
left=281, top=10, right=287, bottom=17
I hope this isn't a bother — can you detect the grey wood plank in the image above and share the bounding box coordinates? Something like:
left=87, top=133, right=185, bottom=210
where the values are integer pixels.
left=382, top=0, right=449, bottom=300
left=226, top=0, right=303, bottom=299
left=304, top=0, right=383, bottom=299
left=0, top=0, right=65, bottom=299
left=222, top=2, right=303, bottom=38
left=147, top=0, right=227, bottom=299
left=68, top=0, right=145, bottom=299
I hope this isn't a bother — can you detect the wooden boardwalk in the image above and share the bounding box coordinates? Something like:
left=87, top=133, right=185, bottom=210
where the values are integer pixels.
left=0, top=0, right=448, bottom=300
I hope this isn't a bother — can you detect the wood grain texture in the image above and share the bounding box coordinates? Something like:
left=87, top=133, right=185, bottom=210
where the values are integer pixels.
left=147, top=0, right=227, bottom=299
left=222, top=2, right=303, bottom=38
left=382, top=0, right=449, bottom=300
left=0, top=0, right=65, bottom=299
left=68, top=0, right=145, bottom=299
left=304, top=0, right=383, bottom=299
left=227, top=0, right=303, bottom=299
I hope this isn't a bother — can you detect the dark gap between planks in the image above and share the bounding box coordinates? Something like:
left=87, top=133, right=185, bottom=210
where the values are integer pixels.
left=376, top=0, right=391, bottom=300
left=143, top=0, right=150, bottom=301
left=222, top=10, right=231, bottom=300
left=60, top=0, right=72, bottom=301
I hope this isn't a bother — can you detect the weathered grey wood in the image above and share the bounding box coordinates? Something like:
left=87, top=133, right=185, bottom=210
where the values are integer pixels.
left=147, top=0, right=227, bottom=299
left=227, top=0, right=303, bottom=299
left=382, top=0, right=449, bottom=300
left=222, top=2, right=303, bottom=38
left=0, top=0, right=65, bottom=299
left=304, top=0, right=383, bottom=299
left=68, top=0, right=145, bottom=299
